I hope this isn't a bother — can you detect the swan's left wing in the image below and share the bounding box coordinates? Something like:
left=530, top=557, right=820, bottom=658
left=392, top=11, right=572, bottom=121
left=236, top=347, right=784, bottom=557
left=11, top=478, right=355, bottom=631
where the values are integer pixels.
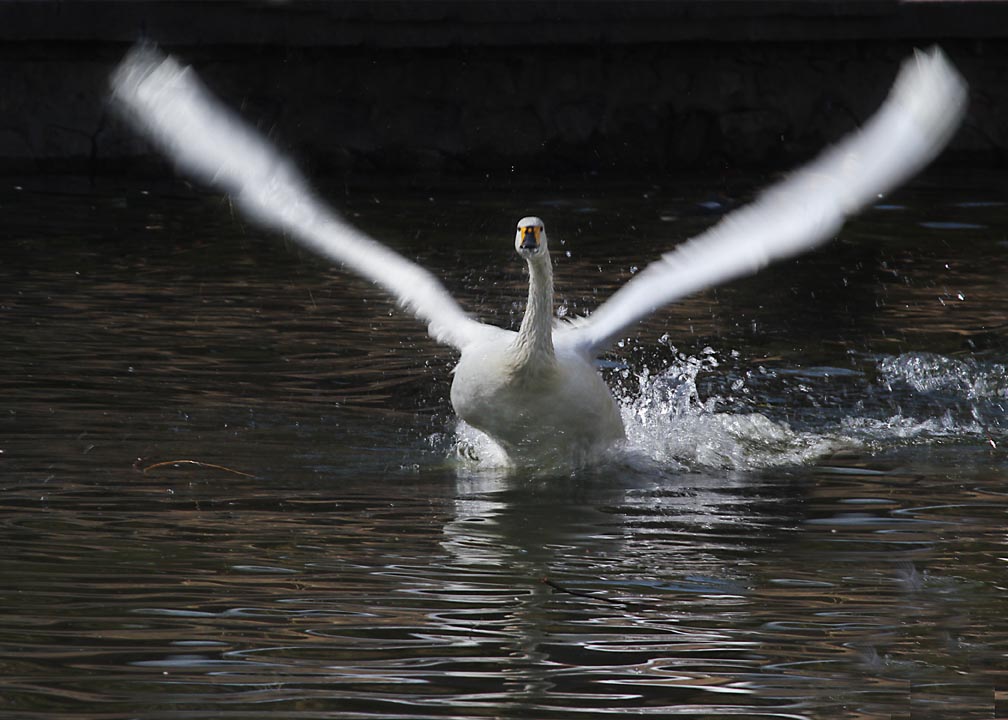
left=559, top=47, right=967, bottom=358
left=111, top=44, right=491, bottom=352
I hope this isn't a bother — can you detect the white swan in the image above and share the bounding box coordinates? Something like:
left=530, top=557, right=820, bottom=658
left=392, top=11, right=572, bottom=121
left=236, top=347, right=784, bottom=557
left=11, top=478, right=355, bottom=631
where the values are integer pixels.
left=110, top=45, right=966, bottom=463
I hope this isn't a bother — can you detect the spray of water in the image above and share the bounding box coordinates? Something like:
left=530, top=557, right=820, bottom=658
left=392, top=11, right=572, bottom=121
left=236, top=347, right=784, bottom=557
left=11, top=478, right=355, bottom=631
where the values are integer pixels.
left=872, top=351, right=1007, bottom=443
left=614, top=351, right=856, bottom=470
left=442, top=348, right=1007, bottom=473
left=878, top=352, right=1008, bottom=401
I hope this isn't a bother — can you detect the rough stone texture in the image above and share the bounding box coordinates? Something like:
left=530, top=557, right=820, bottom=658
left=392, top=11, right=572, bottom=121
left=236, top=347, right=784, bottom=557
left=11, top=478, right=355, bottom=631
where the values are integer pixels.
left=2, top=1, right=1008, bottom=175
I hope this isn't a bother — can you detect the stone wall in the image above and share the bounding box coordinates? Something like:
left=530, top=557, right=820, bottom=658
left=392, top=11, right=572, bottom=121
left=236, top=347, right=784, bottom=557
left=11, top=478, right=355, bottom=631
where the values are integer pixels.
left=2, top=1, right=1007, bottom=175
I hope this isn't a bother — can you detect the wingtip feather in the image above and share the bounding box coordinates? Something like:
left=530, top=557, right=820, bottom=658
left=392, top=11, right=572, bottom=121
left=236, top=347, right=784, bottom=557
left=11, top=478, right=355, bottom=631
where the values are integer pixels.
left=110, top=42, right=173, bottom=111
left=893, top=46, right=968, bottom=150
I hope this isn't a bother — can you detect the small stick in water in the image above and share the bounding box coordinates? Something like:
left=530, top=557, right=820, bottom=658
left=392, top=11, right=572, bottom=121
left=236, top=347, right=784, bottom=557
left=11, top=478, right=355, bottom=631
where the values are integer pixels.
left=140, top=459, right=257, bottom=478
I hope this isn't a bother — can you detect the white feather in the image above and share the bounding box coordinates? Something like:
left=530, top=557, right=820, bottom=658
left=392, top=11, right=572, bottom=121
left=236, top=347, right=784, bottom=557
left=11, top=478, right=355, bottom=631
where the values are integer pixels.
left=110, top=44, right=493, bottom=351
left=558, top=47, right=967, bottom=357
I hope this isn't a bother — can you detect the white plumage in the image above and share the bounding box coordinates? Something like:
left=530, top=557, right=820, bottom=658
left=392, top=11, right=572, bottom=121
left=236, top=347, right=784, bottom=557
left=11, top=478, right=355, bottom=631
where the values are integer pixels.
left=111, top=45, right=966, bottom=464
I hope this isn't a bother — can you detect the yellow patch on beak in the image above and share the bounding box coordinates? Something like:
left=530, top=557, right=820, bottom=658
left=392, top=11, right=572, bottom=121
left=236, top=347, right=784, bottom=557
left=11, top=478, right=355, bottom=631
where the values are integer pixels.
left=520, top=225, right=541, bottom=250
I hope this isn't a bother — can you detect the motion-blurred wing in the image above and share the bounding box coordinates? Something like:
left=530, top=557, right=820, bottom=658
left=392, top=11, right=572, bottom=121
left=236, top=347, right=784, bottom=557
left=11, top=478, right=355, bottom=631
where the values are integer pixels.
left=560, top=47, right=967, bottom=357
left=111, top=44, right=492, bottom=351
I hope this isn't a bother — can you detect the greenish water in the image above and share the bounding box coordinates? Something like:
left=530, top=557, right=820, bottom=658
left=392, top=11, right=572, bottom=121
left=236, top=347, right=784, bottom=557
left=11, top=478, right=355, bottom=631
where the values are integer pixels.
left=1, top=172, right=1006, bottom=718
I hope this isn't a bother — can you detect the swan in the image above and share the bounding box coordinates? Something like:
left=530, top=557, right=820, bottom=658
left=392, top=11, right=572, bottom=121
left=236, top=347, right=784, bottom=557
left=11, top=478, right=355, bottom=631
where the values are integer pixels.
left=110, top=45, right=966, bottom=464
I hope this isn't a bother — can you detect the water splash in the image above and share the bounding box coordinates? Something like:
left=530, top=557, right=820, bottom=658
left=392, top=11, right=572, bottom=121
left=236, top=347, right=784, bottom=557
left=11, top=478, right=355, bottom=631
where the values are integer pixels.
left=878, top=351, right=1008, bottom=400
left=438, top=349, right=1006, bottom=473
left=450, top=420, right=512, bottom=468
left=616, top=352, right=854, bottom=470
left=873, top=351, right=1007, bottom=443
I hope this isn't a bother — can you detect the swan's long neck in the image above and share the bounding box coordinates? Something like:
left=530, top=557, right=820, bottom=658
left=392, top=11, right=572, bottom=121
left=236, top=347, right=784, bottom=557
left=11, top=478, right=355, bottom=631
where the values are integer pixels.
left=512, top=251, right=556, bottom=373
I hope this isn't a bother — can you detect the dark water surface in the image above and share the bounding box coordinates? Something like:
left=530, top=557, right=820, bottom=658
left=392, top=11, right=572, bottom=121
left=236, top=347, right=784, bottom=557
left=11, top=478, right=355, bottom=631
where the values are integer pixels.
left=2, top=172, right=1007, bottom=719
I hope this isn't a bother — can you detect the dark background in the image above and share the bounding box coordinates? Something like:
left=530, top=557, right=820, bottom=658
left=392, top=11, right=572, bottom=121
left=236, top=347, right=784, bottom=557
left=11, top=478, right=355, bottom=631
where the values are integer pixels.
left=2, top=0, right=1007, bottom=176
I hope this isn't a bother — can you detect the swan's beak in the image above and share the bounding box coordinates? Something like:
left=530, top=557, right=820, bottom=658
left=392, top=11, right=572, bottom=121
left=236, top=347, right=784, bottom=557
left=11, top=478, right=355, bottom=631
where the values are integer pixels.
left=519, top=226, right=540, bottom=251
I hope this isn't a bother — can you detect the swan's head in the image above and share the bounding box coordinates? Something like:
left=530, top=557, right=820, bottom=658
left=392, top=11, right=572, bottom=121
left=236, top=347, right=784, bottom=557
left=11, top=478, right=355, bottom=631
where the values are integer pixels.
left=515, top=216, right=547, bottom=258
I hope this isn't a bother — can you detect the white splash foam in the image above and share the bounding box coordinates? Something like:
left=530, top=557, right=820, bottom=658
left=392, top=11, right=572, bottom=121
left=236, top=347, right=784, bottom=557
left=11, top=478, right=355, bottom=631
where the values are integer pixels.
left=840, top=412, right=983, bottom=442
left=869, top=351, right=1006, bottom=445
left=616, top=357, right=854, bottom=470
left=878, top=352, right=1008, bottom=400
left=450, top=420, right=513, bottom=469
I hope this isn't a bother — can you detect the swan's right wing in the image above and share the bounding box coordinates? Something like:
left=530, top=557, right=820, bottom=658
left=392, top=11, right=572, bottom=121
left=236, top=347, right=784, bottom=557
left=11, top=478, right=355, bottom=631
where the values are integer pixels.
left=111, top=44, right=491, bottom=352
left=560, top=47, right=967, bottom=358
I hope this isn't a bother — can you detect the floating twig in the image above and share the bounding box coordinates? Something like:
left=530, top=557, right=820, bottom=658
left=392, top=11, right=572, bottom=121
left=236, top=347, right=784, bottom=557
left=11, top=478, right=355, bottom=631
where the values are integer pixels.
left=141, top=459, right=256, bottom=478
left=542, top=576, right=629, bottom=606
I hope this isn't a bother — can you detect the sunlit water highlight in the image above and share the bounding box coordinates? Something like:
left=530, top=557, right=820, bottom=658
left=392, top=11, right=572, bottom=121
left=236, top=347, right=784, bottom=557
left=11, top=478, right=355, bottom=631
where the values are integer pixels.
left=2, top=173, right=1007, bottom=719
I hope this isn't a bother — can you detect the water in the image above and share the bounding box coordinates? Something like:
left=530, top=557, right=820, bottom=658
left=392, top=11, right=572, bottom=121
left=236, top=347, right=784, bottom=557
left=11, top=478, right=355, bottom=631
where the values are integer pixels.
left=2, top=171, right=1007, bottom=718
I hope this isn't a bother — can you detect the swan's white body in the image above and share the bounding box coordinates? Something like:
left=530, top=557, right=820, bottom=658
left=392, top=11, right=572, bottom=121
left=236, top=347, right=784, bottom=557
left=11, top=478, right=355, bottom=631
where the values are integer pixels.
left=452, top=339, right=625, bottom=458
left=450, top=229, right=625, bottom=459
left=110, top=45, right=967, bottom=464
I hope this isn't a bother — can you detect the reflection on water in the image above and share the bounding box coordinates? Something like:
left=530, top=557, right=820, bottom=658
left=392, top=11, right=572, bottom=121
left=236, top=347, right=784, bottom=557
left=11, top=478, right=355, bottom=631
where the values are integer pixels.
left=1, top=172, right=1007, bottom=718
